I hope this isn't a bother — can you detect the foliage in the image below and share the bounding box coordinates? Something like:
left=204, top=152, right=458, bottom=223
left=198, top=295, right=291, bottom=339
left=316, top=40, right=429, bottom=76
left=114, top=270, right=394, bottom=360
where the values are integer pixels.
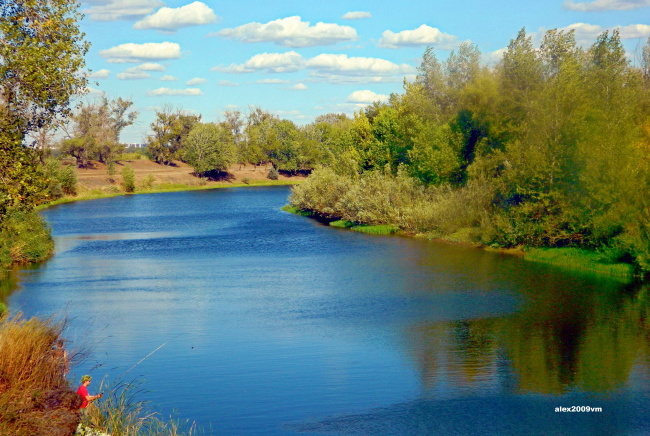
left=146, top=107, right=201, bottom=165
left=60, top=97, right=137, bottom=168
left=121, top=165, right=135, bottom=193
left=43, top=159, right=77, bottom=199
left=289, top=29, right=650, bottom=274
left=182, top=122, right=236, bottom=176
left=0, top=209, right=53, bottom=272
left=140, top=173, right=155, bottom=190
left=267, top=166, right=279, bottom=180
left=0, top=0, right=89, bottom=140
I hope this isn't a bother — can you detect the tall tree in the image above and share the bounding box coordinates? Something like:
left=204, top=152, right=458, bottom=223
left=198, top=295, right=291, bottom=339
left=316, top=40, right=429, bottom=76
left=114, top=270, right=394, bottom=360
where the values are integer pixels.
left=146, top=106, right=201, bottom=165
left=0, top=0, right=89, bottom=218
left=183, top=123, right=235, bottom=176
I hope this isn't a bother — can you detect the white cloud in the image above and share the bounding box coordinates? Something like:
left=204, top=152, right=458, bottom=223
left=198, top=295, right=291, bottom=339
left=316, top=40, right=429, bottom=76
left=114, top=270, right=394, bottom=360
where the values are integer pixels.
left=378, top=24, right=459, bottom=49
left=186, top=77, right=207, bottom=85
left=135, top=62, right=166, bottom=71
left=557, top=22, right=650, bottom=46
left=160, top=75, right=179, bottom=81
left=212, top=51, right=305, bottom=73
left=342, top=11, right=372, bottom=20
left=134, top=1, right=218, bottom=32
left=291, top=83, right=308, bottom=90
left=99, top=42, right=182, bottom=63
left=89, top=69, right=111, bottom=78
left=213, top=16, right=358, bottom=47
left=83, top=0, right=164, bottom=21
left=563, top=0, right=650, bottom=11
left=218, top=80, right=239, bottom=87
left=117, top=70, right=151, bottom=80
left=146, top=87, right=203, bottom=96
left=256, top=78, right=290, bottom=84
left=306, top=54, right=414, bottom=76
left=347, top=90, right=389, bottom=103
left=213, top=52, right=414, bottom=85
left=485, top=47, right=508, bottom=65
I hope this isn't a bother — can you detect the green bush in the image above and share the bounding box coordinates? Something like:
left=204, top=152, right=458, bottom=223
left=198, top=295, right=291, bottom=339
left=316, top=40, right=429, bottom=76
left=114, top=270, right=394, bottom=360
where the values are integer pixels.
left=0, top=210, right=54, bottom=268
left=242, top=177, right=251, bottom=185
left=121, top=165, right=136, bottom=193
left=267, top=166, right=279, bottom=180
left=59, top=164, right=77, bottom=196
left=140, top=173, right=155, bottom=190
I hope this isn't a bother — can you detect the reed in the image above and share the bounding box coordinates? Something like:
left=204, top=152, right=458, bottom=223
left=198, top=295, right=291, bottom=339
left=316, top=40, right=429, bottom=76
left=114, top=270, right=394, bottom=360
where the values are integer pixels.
left=0, top=314, right=80, bottom=436
left=82, top=378, right=196, bottom=436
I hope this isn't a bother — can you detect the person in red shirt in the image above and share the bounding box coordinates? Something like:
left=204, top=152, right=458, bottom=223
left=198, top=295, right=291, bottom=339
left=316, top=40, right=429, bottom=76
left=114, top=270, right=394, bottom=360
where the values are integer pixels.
left=77, top=375, right=103, bottom=409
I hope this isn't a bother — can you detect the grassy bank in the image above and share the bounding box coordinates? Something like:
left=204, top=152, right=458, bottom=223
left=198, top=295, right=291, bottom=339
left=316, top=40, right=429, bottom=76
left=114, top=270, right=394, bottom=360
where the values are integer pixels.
left=284, top=205, right=637, bottom=281
left=524, top=247, right=635, bottom=280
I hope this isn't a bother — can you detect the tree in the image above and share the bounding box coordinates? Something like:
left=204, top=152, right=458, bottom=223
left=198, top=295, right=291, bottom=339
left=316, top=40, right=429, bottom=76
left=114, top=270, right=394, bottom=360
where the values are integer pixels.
left=146, top=106, right=201, bottom=165
left=60, top=96, right=137, bottom=167
left=0, top=0, right=89, bottom=219
left=1, top=0, right=89, bottom=141
left=183, top=123, right=235, bottom=176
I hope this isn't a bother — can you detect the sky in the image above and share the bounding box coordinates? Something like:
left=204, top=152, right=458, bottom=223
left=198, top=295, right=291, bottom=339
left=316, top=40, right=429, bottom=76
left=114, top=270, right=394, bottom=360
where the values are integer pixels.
left=77, top=0, right=650, bottom=143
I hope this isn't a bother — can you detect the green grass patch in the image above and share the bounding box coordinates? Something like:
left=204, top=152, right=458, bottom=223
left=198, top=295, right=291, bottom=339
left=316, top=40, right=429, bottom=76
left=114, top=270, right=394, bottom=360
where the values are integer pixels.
left=441, top=227, right=480, bottom=245
left=350, top=224, right=398, bottom=235
left=281, top=205, right=313, bottom=216
left=329, top=219, right=354, bottom=228
left=524, top=247, right=634, bottom=279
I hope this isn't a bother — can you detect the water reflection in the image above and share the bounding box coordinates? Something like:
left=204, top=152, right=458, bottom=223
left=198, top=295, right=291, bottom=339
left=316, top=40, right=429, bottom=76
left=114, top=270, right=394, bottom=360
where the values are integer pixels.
left=405, top=278, right=650, bottom=396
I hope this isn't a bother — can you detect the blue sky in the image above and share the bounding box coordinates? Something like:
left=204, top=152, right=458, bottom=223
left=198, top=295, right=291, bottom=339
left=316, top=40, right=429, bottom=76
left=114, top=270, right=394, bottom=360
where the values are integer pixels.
left=78, top=0, right=650, bottom=143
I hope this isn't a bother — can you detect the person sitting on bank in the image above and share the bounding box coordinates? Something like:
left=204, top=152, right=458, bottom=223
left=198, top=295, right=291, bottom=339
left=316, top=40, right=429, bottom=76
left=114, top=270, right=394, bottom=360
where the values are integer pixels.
left=77, top=375, right=103, bottom=409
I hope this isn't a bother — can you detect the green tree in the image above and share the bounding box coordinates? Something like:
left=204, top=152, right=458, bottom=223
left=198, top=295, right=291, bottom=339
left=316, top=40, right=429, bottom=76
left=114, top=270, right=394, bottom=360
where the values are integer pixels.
left=183, top=123, right=236, bottom=176
left=146, top=106, right=201, bottom=165
left=0, top=0, right=88, bottom=220
left=60, top=97, right=137, bottom=167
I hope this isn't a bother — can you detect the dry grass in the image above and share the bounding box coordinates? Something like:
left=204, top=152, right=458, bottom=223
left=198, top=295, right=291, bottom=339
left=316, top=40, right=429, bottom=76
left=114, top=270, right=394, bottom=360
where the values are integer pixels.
left=0, top=313, right=81, bottom=436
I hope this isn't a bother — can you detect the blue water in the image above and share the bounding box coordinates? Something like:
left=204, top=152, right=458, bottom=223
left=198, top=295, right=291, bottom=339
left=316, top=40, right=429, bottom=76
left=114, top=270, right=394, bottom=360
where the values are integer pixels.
left=6, top=186, right=650, bottom=435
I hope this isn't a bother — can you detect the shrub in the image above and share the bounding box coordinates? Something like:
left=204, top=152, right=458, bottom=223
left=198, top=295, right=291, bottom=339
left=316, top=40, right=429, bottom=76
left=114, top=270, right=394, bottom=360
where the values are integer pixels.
left=59, top=164, right=77, bottom=196
left=267, top=166, right=279, bottom=180
left=141, top=173, right=155, bottom=190
left=242, top=177, right=251, bottom=185
left=0, top=210, right=54, bottom=268
left=121, top=165, right=136, bottom=193
left=106, top=160, right=116, bottom=177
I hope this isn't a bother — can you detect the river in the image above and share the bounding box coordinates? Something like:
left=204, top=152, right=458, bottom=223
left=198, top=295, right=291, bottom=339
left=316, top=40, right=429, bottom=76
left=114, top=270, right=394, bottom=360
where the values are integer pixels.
left=4, top=186, right=650, bottom=435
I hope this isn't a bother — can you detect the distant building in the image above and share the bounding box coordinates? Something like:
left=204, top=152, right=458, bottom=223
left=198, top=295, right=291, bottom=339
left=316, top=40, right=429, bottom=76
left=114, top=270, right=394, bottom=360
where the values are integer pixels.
left=125, top=143, right=148, bottom=149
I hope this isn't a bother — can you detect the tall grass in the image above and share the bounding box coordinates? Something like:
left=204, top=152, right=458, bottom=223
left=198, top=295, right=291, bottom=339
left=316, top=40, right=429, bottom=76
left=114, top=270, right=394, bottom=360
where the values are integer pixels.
left=82, top=378, right=196, bottom=436
left=0, top=314, right=80, bottom=436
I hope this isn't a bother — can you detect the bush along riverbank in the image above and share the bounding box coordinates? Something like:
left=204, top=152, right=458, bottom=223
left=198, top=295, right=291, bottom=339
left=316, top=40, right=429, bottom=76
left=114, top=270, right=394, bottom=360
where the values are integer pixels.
left=285, top=168, right=643, bottom=281
left=0, top=210, right=54, bottom=281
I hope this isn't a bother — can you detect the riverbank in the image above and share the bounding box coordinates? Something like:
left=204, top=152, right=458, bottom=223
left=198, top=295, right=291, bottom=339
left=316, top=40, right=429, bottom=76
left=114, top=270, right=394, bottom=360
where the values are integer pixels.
left=38, top=160, right=305, bottom=211
left=282, top=206, right=638, bottom=281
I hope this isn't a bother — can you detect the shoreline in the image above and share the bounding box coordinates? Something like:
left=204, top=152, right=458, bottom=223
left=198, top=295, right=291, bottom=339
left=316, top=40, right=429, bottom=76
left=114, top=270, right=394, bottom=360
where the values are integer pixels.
left=281, top=206, right=638, bottom=282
